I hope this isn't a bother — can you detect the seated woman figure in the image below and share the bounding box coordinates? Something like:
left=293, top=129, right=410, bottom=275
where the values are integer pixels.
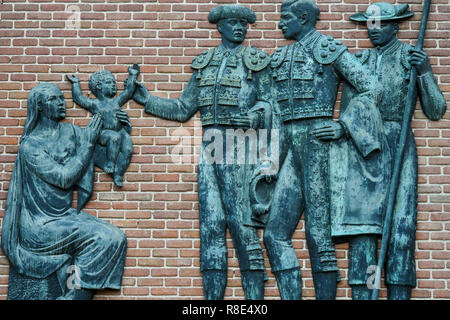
left=1, top=83, right=127, bottom=300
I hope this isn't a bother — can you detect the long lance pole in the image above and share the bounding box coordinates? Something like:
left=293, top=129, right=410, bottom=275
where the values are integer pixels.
left=371, top=0, right=432, bottom=300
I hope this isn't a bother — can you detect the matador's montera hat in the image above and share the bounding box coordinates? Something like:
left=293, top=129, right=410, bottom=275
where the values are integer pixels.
left=208, top=5, right=257, bottom=24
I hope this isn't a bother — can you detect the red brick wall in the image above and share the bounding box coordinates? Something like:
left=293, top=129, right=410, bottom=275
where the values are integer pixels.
left=0, top=0, right=449, bottom=300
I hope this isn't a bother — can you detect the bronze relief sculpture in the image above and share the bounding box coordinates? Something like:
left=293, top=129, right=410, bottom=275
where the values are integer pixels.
left=2, top=83, right=127, bottom=300
left=131, top=5, right=275, bottom=300
left=66, top=65, right=139, bottom=187
left=330, top=2, right=446, bottom=300
left=0, top=0, right=446, bottom=301
left=259, top=0, right=378, bottom=300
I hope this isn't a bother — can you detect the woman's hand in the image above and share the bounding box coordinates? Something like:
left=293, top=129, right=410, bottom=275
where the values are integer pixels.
left=116, top=109, right=131, bottom=128
left=84, top=113, right=103, bottom=145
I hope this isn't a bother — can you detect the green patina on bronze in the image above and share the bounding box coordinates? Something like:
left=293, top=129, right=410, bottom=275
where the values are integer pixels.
left=331, top=2, right=446, bottom=300
left=2, top=0, right=446, bottom=302
left=131, top=5, right=275, bottom=300
left=2, top=83, right=127, bottom=300
left=67, top=65, right=138, bottom=187
left=259, top=0, right=379, bottom=300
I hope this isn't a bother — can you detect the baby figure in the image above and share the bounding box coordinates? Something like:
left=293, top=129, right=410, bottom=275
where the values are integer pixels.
left=66, top=64, right=139, bottom=187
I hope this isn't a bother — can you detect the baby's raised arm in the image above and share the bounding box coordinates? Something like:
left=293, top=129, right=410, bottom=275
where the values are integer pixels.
left=66, top=75, right=96, bottom=113
left=116, top=64, right=140, bottom=107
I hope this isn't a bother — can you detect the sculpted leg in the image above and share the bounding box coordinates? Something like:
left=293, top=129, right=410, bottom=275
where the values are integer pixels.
left=113, top=129, right=134, bottom=187
left=100, top=130, right=121, bottom=174
left=67, top=213, right=127, bottom=289
left=198, top=163, right=228, bottom=300
left=350, top=285, right=370, bottom=300
left=217, top=160, right=265, bottom=300
left=273, top=268, right=302, bottom=300
left=348, top=235, right=378, bottom=300
left=303, top=134, right=338, bottom=300
left=227, top=218, right=265, bottom=300
left=387, top=285, right=412, bottom=300
left=228, top=225, right=265, bottom=299
left=19, top=211, right=128, bottom=300
left=241, top=271, right=265, bottom=300
left=311, top=272, right=336, bottom=300
left=202, top=270, right=227, bottom=300
left=263, top=150, right=303, bottom=299
left=386, top=133, right=417, bottom=299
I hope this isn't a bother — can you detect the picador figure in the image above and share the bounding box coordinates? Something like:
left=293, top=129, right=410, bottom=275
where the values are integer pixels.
left=331, top=2, right=447, bottom=300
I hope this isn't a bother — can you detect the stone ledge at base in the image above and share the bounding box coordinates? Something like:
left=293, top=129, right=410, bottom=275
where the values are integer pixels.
left=8, top=267, right=62, bottom=300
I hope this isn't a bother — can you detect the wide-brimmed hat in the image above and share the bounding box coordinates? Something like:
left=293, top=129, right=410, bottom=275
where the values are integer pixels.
left=350, top=3, right=414, bottom=22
